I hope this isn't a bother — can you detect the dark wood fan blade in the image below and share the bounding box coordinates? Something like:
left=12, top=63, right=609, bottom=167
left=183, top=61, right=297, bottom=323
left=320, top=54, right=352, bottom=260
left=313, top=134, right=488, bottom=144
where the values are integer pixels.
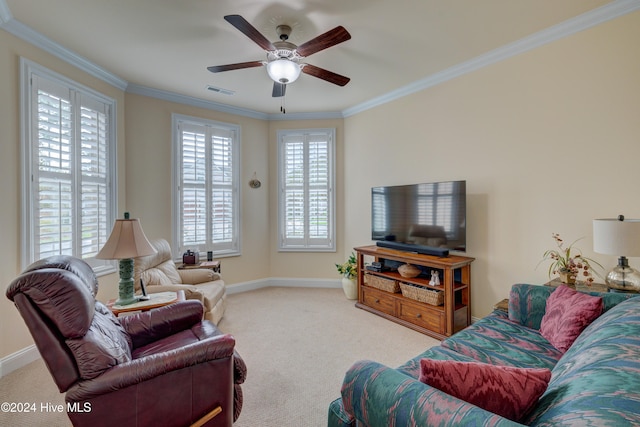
left=224, top=15, right=276, bottom=52
left=302, top=64, right=350, bottom=86
left=272, top=82, right=286, bottom=97
left=207, top=61, right=264, bottom=73
left=296, top=26, right=351, bottom=57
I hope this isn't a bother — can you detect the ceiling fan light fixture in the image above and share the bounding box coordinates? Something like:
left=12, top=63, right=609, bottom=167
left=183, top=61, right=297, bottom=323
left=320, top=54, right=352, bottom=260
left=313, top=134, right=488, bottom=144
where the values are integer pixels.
left=267, top=59, right=301, bottom=84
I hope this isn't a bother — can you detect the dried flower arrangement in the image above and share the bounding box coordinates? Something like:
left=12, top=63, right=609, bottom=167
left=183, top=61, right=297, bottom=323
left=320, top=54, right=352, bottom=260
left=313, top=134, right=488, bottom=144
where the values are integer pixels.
left=538, top=233, right=603, bottom=285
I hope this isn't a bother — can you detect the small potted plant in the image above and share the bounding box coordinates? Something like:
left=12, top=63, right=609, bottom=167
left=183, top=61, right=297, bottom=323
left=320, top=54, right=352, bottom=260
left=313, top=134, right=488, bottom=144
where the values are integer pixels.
left=538, top=233, right=603, bottom=285
left=336, top=252, right=357, bottom=299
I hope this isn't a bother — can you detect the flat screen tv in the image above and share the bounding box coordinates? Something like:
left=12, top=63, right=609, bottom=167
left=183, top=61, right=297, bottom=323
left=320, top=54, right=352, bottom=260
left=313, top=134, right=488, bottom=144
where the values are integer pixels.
left=371, top=180, right=466, bottom=255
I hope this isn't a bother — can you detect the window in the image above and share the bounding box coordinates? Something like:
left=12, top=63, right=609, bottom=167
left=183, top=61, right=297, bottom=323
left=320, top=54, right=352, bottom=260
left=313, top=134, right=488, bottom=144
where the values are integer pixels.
left=172, top=114, right=241, bottom=258
left=21, top=59, right=117, bottom=273
left=278, top=129, right=335, bottom=251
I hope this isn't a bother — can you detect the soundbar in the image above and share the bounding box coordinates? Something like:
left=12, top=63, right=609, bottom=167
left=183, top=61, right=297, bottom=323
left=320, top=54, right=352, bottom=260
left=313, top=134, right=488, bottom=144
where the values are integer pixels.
left=376, top=241, right=449, bottom=257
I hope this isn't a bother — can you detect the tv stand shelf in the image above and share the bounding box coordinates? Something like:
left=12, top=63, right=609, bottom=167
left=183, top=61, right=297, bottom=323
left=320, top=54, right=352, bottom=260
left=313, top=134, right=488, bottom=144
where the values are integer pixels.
left=354, top=245, right=474, bottom=340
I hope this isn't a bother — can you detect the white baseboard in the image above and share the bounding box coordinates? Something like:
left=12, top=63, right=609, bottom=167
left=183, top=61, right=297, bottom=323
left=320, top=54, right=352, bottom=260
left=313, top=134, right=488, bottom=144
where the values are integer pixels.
left=226, top=277, right=341, bottom=294
left=0, top=344, right=40, bottom=378
left=0, top=278, right=342, bottom=378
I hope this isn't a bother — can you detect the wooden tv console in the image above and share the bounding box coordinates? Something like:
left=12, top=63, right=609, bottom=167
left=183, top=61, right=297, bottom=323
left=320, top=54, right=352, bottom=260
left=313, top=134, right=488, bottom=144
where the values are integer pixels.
left=354, top=245, right=474, bottom=340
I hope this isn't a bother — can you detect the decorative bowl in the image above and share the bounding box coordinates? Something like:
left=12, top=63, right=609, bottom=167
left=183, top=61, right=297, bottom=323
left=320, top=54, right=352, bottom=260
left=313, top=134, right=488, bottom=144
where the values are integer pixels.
left=398, top=263, right=421, bottom=278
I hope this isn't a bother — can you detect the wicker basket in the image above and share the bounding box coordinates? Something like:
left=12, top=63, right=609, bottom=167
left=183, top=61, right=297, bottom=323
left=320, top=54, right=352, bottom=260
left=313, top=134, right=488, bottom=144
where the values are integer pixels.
left=400, top=282, right=444, bottom=306
left=365, top=274, right=400, bottom=293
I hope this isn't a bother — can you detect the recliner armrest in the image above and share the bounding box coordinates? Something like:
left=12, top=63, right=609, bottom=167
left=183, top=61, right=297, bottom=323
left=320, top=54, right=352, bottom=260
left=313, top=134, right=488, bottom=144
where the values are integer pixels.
left=146, top=283, right=208, bottom=304
left=66, top=333, right=236, bottom=401
left=119, top=300, right=204, bottom=348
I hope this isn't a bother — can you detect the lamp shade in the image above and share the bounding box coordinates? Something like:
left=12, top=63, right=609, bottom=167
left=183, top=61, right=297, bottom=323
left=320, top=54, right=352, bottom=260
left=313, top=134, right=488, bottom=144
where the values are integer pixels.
left=266, top=59, right=301, bottom=84
left=96, top=216, right=157, bottom=260
left=593, top=218, right=640, bottom=257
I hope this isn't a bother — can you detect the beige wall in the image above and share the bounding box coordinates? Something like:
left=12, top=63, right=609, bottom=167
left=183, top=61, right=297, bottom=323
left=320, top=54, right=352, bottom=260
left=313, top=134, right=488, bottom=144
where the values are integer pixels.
left=0, top=31, right=125, bottom=357
left=124, top=93, right=274, bottom=284
left=2, top=10, right=640, bottom=359
left=343, top=10, right=640, bottom=318
left=124, top=98, right=351, bottom=285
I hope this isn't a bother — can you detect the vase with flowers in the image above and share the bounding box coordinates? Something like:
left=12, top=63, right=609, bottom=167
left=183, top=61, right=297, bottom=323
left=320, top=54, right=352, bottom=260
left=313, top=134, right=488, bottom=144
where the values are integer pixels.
left=336, top=252, right=357, bottom=299
left=538, top=233, right=603, bottom=286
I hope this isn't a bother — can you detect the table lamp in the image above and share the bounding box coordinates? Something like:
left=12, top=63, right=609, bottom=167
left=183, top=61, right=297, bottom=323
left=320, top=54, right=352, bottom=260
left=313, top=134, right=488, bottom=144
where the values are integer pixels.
left=96, top=212, right=157, bottom=305
left=593, top=215, right=640, bottom=293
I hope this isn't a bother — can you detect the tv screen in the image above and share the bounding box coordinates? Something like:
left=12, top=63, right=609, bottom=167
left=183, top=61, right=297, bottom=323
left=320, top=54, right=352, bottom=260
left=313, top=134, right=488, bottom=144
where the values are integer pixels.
left=371, top=180, right=466, bottom=252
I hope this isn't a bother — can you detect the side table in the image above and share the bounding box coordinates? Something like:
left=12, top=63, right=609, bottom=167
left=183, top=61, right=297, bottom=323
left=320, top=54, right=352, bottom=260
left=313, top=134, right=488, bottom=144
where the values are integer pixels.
left=545, top=278, right=608, bottom=293
left=493, top=298, right=509, bottom=314
left=107, top=290, right=185, bottom=316
left=177, top=260, right=221, bottom=274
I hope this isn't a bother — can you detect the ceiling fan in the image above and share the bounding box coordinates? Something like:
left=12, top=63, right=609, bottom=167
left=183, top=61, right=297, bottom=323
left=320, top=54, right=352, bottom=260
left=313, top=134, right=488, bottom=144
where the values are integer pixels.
left=208, top=15, right=351, bottom=98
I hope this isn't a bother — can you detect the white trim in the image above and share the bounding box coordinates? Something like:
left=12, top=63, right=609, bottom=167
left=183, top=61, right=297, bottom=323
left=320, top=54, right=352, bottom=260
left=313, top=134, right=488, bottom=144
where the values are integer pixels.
left=277, top=128, right=337, bottom=252
left=266, top=110, right=344, bottom=121
left=1, top=13, right=127, bottom=91
left=343, top=0, right=640, bottom=117
left=0, top=344, right=40, bottom=378
left=171, top=113, right=242, bottom=258
left=3, top=0, right=638, bottom=119
left=128, top=84, right=268, bottom=121
left=128, top=84, right=345, bottom=121
left=226, top=277, right=342, bottom=294
left=20, top=58, right=118, bottom=273
left=0, top=0, right=12, bottom=24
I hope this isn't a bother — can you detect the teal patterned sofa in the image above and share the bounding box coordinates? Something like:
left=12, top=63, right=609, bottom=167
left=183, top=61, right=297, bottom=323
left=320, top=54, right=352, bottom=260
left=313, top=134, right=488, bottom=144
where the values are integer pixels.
left=328, top=284, right=640, bottom=426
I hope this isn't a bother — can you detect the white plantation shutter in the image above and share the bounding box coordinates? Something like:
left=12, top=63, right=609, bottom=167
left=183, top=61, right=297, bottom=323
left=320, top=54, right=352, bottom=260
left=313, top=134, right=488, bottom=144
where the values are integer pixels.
left=22, top=60, right=116, bottom=272
left=278, top=129, right=335, bottom=251
left=211, top=135, right=235, bottom=245
left=79, top=98, right=110, bottom=258
left=174, top=116, right=240, bottom=257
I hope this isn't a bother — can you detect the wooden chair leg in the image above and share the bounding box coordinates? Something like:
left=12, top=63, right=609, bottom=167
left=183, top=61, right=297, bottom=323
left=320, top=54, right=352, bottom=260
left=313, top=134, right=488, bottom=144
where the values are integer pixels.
left=190, top=406, right=222, bottom=427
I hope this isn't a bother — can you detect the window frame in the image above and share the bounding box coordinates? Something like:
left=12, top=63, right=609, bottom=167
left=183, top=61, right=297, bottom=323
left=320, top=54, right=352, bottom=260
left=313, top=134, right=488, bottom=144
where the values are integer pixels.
left=277, top=128, right=336, bottom=252
left=171, top=113, right=241, bottom=259
left=20, top=58, right=118, bottom=275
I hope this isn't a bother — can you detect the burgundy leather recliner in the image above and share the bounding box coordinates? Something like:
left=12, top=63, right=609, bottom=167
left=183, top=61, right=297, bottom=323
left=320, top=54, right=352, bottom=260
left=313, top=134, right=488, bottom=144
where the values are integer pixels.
left=6, top=256, right=246, bottom=427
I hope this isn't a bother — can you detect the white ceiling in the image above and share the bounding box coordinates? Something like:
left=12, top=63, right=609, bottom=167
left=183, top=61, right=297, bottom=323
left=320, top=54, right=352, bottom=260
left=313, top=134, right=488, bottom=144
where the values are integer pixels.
left=2, top=0, right=624, bottom=117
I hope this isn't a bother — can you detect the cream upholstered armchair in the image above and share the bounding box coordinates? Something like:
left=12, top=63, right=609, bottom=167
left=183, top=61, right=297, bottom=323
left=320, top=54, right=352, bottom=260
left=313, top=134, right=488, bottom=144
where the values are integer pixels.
left=134, top=238, right=226, bottom=324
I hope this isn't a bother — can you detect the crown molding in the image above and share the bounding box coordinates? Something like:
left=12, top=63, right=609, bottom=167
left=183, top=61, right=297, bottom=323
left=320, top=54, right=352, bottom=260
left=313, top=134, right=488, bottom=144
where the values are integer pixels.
left=266, top=110, right=345, bottom=121
left=127, top=83, right=345, bottom=121
left=126, top=83, right=269, bottom=120
left=0, top=0, right=127, bottom=91
left=2, top=0, right=639, bottom=119
left=0, top=0, right=11, bottom=25
left=343, top=0, right=640, bottom=117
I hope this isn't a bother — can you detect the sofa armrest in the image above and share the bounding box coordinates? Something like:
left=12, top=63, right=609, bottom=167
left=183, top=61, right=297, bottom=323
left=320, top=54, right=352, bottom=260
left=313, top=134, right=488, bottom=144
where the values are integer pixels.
left=341, top=360, right=523, bottom=427
left=145, top=283, right=207, bottom=304
left=66, top=333, right=236, bottom=401
left=119, top=300, right=204, bottom=348
left=508, top=284, right=553, bottom=330
left=178, top=268, right=221, bottom=285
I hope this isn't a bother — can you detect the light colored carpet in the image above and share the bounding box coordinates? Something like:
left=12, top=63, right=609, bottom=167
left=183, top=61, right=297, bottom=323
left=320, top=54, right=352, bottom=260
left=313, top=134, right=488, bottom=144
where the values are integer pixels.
left=0, top=286, right=439, bottom=426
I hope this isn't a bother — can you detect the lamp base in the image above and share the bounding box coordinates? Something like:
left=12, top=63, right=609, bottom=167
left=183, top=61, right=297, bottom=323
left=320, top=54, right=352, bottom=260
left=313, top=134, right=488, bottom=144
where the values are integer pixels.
left=605, top=257, right=640, bottom=293
left=116, top=258, right=140, bottom=305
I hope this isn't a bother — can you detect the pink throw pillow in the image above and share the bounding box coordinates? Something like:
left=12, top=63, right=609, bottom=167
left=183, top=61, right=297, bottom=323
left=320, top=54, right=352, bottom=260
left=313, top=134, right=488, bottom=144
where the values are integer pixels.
left=419, top=359, right=551, bottom=422
left=539, top=284, right=603, bottom=353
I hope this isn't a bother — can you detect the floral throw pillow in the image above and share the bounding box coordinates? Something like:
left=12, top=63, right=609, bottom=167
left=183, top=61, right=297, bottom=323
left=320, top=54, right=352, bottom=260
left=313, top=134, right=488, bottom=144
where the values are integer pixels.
left=539, top=284, right=603, bottom=353
left=419, top=359, right=551, bottom=422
